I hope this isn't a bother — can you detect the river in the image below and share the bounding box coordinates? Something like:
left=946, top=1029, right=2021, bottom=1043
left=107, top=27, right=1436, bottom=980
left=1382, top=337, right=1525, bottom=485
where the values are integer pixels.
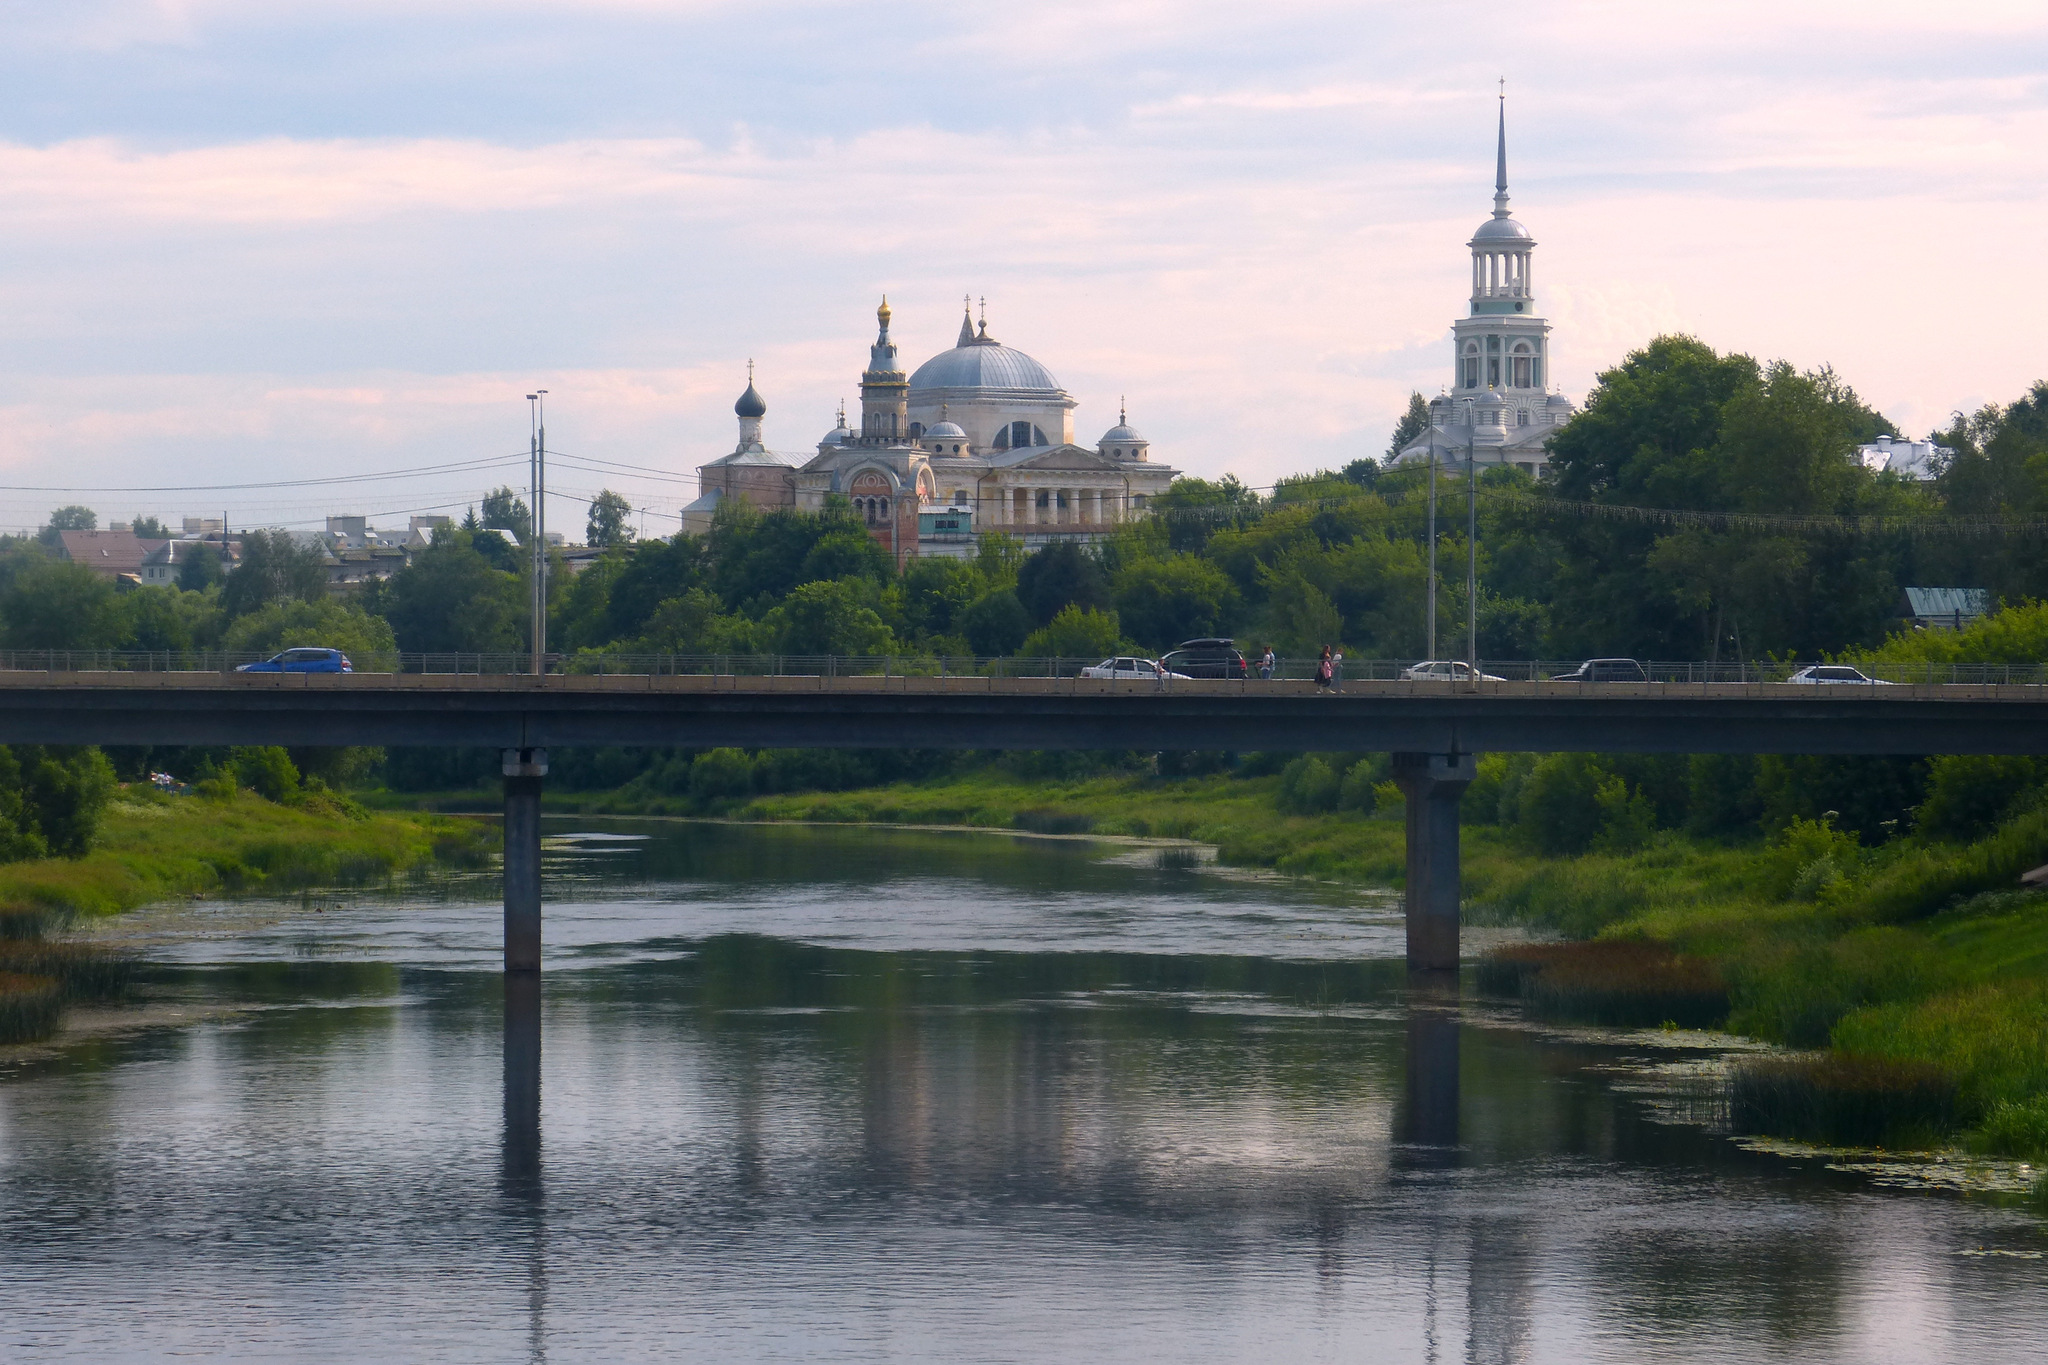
left=1, top=819, right=2044, bottom=1362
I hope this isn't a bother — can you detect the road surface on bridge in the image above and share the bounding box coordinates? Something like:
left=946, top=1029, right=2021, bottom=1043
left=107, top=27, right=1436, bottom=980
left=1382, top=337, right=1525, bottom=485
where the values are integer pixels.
left=0, top=669, right=2041, bottom=755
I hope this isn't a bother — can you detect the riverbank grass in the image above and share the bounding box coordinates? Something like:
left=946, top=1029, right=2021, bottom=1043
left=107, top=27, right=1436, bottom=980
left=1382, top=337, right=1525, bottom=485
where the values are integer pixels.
left=0, top=785, right=494, bottom=923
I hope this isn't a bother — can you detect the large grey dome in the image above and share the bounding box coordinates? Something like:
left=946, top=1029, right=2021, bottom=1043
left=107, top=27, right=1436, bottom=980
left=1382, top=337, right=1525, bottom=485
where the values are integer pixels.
left=1471, top=215, right=1532, bottom=243
left=909, top=341, right=1063, bottom=394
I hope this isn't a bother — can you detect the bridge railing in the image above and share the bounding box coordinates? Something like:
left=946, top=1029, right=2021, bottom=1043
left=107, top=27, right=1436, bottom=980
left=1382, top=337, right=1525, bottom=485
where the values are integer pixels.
left=0, top=650, right=2040, bottom=686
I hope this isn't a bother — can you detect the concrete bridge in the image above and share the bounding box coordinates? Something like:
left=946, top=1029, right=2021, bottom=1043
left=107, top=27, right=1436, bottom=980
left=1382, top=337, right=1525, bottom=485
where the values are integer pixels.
left=3, top=669, right=2044, bottom=973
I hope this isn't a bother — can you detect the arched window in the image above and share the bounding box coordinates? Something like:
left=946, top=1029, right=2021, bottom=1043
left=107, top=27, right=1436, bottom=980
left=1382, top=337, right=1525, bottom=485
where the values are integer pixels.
left=1033, top=425, right=1048, bottom=446
left=908, top=422, right=924, bottom=439
left=1517, top=409, right=1529, bottom=426
left=1462, top=342, right=1480, bottom=390
left=992, top=427, right=1010, bottom=451
left=1009, top=420, right=1033, bottom=448
left=1512, top=343, right=1533, bottom=388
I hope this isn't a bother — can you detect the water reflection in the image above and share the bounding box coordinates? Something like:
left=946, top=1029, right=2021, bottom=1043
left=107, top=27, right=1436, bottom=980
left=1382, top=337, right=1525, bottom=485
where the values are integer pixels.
left=501, top=974, right=547, bottom=1363
left=2, top=822, right=2045, bottom=1363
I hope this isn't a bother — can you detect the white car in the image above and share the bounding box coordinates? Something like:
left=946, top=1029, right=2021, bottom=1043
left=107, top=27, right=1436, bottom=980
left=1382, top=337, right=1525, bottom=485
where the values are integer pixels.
left=1788, top=665, right=1893, bottom=685
left=1400, top=660, right=1507, bottom=682
left=1080, top=656, right=1190, bottom=680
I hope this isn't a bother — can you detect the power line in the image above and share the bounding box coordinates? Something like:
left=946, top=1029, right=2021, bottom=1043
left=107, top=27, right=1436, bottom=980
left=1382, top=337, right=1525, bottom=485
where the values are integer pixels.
left=0, top=451, right=528, bottom=495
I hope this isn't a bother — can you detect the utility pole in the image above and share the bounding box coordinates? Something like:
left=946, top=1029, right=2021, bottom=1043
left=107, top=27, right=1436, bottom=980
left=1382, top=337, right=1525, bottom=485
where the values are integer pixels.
left=527, top=391, right=548, bottom=676
left=1426, top=444, right=1438, bottom=661
left=1467, top=428, right=1479, bottom=690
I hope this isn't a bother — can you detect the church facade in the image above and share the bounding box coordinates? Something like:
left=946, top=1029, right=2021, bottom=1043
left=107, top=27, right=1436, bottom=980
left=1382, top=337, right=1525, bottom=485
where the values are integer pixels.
left=1394, top=100, right=1575, bottom=473
left=683, top=299, right=1177, bottom=563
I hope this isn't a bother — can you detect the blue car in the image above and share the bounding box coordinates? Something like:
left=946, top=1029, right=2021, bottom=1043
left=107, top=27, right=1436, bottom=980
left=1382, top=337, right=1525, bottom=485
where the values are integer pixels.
left=237, top=647, right=353, bottom=674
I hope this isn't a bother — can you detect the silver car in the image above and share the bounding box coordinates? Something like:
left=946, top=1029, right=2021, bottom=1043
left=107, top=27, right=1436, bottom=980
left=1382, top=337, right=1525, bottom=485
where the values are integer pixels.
left=1400, top=660, right=1506, bottom=682
left=1080, top=657, right=1190, bottom=680
left=1788, top=665, right=1892, bottom=685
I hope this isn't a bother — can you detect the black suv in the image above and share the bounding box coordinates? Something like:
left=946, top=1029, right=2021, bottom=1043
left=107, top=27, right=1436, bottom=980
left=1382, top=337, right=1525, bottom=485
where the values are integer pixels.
left=1550, top=657, right=1649, bottom=683
left=1158, top=638, right=1250, bottom=679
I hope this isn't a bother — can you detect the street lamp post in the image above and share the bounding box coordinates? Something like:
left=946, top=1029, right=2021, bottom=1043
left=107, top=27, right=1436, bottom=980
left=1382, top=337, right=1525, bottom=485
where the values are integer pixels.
left=1467, top=427, right=1479, bottom=691
left=1425, top=444, right=1437, bottom=662
left=527, top=391, right=548, bottom=676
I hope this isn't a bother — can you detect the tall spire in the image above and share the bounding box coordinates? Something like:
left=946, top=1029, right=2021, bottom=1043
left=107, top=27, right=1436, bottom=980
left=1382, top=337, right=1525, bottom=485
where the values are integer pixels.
left=957, top=295, right=975, bottom=347
left=1493, top=80, right=1511, bottom=219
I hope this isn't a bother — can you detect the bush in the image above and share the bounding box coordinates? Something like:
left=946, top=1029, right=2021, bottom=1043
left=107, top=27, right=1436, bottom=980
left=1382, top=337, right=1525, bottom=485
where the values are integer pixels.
left=1750, top=815, right=1864, bottom=901
left=1592, top=775, right=1656, bottom=854
left=1916, top=755, right=2046, bottom=841
left=959, top=590, right=1031, bottom=657
left=1729, top=1054, right=1961, bottom=1148
left=1277, top=756, right=1341, bottom=814
left=231, top=746, right=300, bottom=803
left=688, top=748, right=756, bottom=803
left=1020, top=605, right=1124, bottom=660
left=1338, top=758, right=1384, bottom=812
left=1974, top=1095, right=2048, bottom=1159
left=1513, top=753, right=1611, bottom=855
left=0, top=746, right=116, bottom=861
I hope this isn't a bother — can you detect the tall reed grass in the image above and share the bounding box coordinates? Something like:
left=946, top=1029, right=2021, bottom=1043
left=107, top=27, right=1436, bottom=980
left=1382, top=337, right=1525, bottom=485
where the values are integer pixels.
left=1729, top=1054, right=1961, bottom=1148
left=0, top=972, right=61, bottom=1044
left=1477, top=941, right=1729, bottom=1028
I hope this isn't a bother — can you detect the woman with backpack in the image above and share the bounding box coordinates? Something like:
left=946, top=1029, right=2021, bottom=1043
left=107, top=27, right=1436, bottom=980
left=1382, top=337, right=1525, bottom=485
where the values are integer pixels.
left=1315, top=645, right=1333, bottom=691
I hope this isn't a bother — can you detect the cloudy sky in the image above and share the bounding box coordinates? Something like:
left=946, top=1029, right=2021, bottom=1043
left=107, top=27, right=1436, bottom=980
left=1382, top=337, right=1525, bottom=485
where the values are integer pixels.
left=0, top=0, right=2043, bottom=535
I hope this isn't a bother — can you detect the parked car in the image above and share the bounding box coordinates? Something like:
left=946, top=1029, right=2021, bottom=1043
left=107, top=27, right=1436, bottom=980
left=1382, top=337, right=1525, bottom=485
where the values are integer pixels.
left=237, top=647, right=353, bottom=674
left=1157, top=638, right=1250, bottom=679
left=1788, top=664, right=1892, bottom=685
left=1399, top=660, right=1507, bottom=682
left=1080, top=657, right=1189, bottom=681
left=1550, top=658, right=1649, bottom=683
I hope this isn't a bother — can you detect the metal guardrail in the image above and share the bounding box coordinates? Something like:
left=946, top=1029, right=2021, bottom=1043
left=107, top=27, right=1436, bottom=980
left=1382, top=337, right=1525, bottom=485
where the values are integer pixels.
left=0, top=650, right=2039, bottom=686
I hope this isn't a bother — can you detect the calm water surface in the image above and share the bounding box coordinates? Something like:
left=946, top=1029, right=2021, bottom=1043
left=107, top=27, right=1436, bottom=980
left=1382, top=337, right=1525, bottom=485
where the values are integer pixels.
left=2, top=820, right=2045, bottom=1363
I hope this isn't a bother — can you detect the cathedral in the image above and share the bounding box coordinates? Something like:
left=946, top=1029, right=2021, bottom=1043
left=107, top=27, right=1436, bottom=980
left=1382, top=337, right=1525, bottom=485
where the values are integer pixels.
left=685, top=300, right=1178, bottom=563
left=1393, top=98, right=1575, bottom=473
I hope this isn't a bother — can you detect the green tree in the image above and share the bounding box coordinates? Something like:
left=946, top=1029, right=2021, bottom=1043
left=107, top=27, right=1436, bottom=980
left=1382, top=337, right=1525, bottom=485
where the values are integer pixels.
left=959, top=589, right=1031, bottom=656
left=0, top=745, right=116, bottom=860
left=603, top=534, right=709, bottom=643
left=176, top=542, right=225, bottom=593
left=381, top=528, right=526, bottom=653
left=585, top=490, right=636, bottom=548
left=229, top=746, right=300, bottom=801
left=223, top=599, right=398, bottom=665
left=36, top=506, right=96, bottom=549
left=0, top=561, right=124, bottom=649
left=123, top=587, right=217, bottom=653
left=1113, top=553, right=1240, bottom=650
left=800, top=529, right=893, bottom=585
left=130, top=515, right=169, bottom=539
left=1015, top=541, right=1109, bottom=626
left=1386, top=391, right=1431, bottom=459
left=220, top=530, right=327, bottom=619
left=1020, top=605, right=1123, bottom=659
left=760, top=579, right=895, bottom=656
left=482, top=486, right=533, bottom=541
left=899, top=556, right=982, bottom=641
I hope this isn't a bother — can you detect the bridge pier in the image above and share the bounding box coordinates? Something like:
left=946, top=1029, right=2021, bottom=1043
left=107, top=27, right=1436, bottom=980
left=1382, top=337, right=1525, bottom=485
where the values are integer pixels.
left=503, top=748, right=548, bottom=974
left=1393, top=752, right=1477, bottom=973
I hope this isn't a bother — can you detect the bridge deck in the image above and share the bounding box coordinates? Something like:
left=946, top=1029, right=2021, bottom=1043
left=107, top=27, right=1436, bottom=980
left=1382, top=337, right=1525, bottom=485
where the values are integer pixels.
left=0, top=670, right=2040, bottom=754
